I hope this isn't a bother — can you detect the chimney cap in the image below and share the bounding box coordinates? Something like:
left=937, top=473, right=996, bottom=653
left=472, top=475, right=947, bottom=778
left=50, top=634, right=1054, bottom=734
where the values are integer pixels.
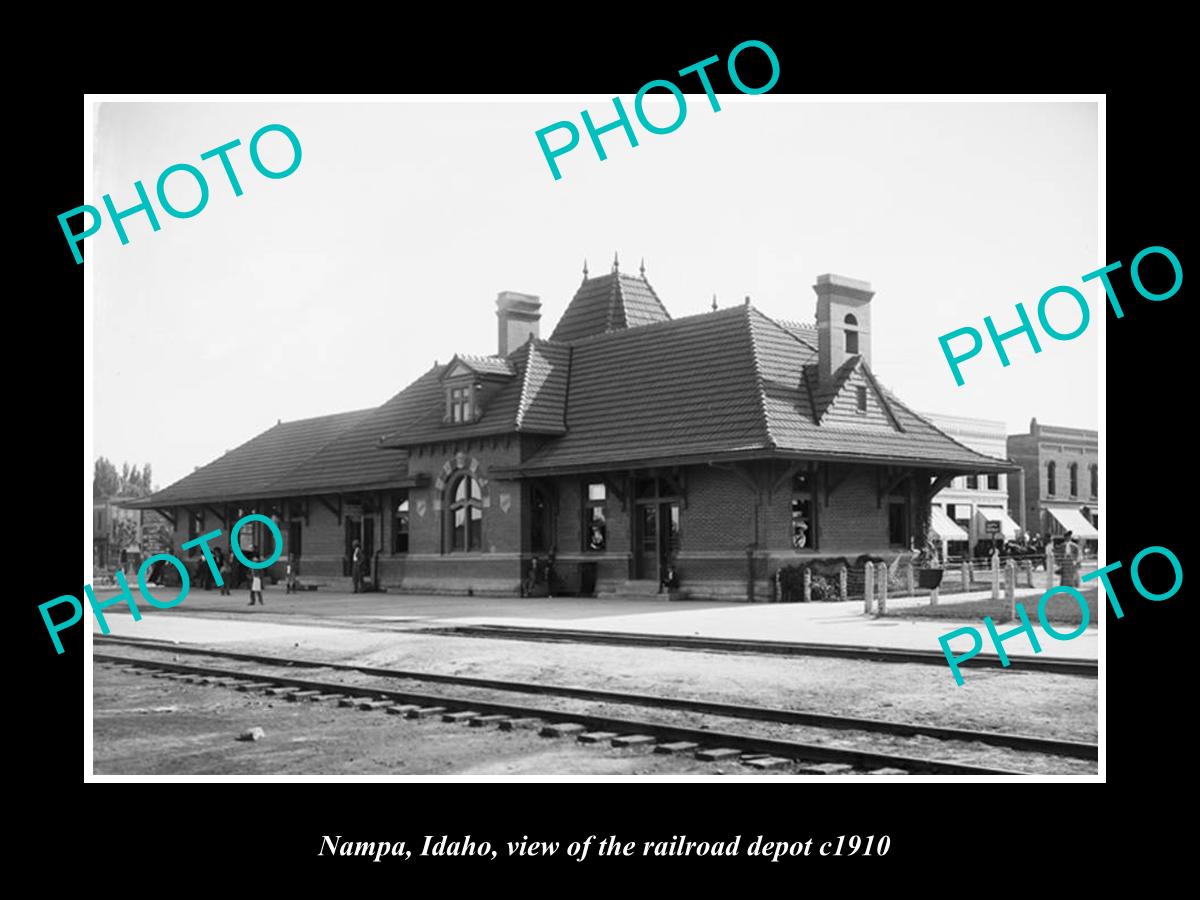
left=496, top=291, right=541, bottom=315
left=815, top=273, right=873, bottom=293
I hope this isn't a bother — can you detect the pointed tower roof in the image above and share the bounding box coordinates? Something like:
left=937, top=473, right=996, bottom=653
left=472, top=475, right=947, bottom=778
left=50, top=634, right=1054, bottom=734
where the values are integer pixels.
left=549, top=262, right=671, bottom=343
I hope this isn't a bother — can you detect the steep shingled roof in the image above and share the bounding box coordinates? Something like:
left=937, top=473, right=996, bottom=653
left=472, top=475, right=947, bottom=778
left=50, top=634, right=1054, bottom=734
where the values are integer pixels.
left=140, top=272, right=1012, bottom=505
left=549, top=270, right=670, bottom=343
left=127, top=409, right=374, bottom=506
left=516, top=304, right=1011, bottom=472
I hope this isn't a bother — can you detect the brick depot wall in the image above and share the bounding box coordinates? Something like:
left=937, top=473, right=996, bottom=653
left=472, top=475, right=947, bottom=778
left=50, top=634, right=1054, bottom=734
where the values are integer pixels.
left=165, top=456, right=930, bottom=600
left=381, top=437, right=526, bottom=595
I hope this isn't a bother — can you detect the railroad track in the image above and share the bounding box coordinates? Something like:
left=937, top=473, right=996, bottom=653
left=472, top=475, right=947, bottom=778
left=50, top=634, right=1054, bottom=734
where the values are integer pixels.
left=421, top=624, right=1099, bottom=676
left=94, top=637, right=1096, bottom=775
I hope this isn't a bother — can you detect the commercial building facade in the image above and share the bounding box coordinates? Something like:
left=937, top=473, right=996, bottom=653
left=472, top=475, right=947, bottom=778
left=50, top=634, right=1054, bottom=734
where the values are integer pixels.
left=1007, top=418, right=1099, bottom=549
left=131, top=262, right=1013, bottom=600
left=920, top=413, right=1022, bottom=558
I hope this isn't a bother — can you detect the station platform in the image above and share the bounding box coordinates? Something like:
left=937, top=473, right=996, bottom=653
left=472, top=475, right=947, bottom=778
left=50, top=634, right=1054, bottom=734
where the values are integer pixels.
left=88, top=584, right=1099, bottom=662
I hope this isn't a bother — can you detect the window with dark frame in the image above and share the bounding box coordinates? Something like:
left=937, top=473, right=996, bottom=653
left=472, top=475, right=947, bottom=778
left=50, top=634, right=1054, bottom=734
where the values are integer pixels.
left=966, top=475, right=979, bottom=490
left=1069, top=462, right=1079, bottom=497
left=986, top=473, right=999, bottom=490
left=791, top=471, right=816, bottom=550
left=888, top=501, right=908, bottom=547
left=449, top=386, right=472, bottom=423
left=584, top=481, right=607, bottom=551
left=392, top=491, right=409, bottom=554
left=530, top=485, right=552, bottom=554
left=1090, top=464, right=1098, bottom=498
left=1047, top=461, right=1057, bottom=495
left=855, top=386, right=867, bottom=412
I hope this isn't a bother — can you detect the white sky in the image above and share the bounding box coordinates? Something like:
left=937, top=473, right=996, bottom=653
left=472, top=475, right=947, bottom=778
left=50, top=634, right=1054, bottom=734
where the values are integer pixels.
left=92, top=99, right=1098, bottom=488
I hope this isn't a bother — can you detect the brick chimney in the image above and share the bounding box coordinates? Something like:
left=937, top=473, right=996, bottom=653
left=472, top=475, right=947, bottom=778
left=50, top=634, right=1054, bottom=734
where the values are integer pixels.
left=496, top=291, right=541, bottom=356
left=813, top=274, right=875, bottom=379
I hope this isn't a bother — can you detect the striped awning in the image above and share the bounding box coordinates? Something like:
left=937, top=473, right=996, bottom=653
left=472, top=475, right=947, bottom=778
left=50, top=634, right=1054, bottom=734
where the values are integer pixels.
left=1047, top=507, right=1099, bottom=539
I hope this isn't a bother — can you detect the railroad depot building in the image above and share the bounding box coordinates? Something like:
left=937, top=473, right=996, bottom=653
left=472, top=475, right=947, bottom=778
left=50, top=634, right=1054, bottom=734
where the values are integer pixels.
left=129, top=262, right=1013, bottom=600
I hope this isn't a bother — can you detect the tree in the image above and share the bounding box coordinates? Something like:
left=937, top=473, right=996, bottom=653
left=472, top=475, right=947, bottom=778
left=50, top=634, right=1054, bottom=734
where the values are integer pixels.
left=93, top=457, right=157, bottom=498
left=94, top=457, right=121, bottom=499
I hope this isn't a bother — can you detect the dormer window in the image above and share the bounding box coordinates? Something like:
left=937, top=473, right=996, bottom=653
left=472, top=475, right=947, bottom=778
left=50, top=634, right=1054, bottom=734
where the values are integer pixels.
left=449, top=385, right=473, bottom=423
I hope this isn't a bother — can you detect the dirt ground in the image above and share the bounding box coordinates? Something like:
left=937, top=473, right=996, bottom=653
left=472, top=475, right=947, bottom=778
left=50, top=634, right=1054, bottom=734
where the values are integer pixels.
left=189, top=629, right=1097, bottom=743
left=93, top=667, right=755, bottom=776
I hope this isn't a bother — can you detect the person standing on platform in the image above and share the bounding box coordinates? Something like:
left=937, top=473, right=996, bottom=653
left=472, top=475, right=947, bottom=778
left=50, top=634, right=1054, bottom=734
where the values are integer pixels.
left=351, top=540, right=364, bottom=593
left=286, top=553, right=299, bottom=594
left=248, top=556, right=264, bottom=606
left=218, top=546, right=232, bottom=596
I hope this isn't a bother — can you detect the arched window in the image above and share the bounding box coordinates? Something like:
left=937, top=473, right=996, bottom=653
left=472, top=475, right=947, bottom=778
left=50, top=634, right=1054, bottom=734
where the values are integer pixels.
left=448, top=475, right=483, bottom=551
left=844, top=313, right=859, bottom=355
left=1090, top=464, right=1098, bottom=498
left=1046, top=461, right=1056, bottom=496
left=1068, top=462, right=1078, bottom=496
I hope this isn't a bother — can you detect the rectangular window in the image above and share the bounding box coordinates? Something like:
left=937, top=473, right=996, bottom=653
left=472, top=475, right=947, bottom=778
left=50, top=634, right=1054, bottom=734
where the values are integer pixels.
left=450, top=386, right=472, bottom=423
left=966, top=475, right=979, bottom=490
left=392, top=492, right=409, bottom=554
left=888, top=501, right=909, bottom=547
left=986, top=474, right=999, bottom=490
left=584, top=481, right=607, bottom=551
left=791, top=470, right=817, bottom=550
left=856, top=386, right=867, bottom=412
left=187, top=510, right=204, bottom=557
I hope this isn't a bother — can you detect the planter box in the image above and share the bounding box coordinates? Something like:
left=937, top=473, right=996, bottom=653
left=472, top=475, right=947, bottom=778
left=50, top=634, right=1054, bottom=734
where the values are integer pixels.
left=918, top=569, right=945, bottom=589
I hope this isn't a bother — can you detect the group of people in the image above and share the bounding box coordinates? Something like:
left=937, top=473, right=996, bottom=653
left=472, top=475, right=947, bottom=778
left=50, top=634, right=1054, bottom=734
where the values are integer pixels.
left=144, top=546, right=303, bottom=606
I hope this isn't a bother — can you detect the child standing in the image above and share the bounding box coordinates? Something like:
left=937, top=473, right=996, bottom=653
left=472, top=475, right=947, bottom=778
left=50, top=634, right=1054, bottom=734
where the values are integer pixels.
left=285, top=553, right=299, bottom=594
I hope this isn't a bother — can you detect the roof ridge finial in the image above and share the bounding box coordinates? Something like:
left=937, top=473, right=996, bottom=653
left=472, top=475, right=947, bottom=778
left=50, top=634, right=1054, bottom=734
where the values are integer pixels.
left=612, top=251, right=619, bottom=273
left=582, top=258, right=588, bottom=280
left=639, top=257, right=646, bottom=278
left=711, top=293, right=718, bottom=312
